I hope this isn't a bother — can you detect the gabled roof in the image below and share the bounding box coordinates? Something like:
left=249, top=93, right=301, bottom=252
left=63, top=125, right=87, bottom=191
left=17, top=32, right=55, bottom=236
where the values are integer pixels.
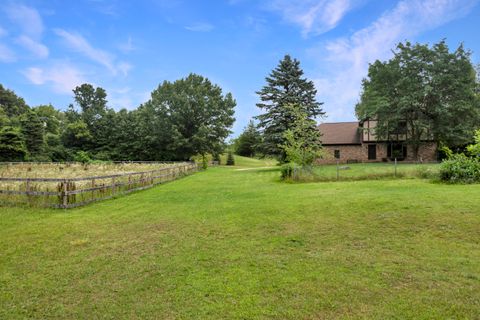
left=318, top=121, right=361, bottom=145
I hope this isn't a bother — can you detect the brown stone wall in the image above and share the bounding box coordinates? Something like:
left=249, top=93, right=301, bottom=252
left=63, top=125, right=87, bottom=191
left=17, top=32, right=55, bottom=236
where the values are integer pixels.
left=405, top=142, right=438, bottom=162
left=317, top=142, right=437, bottom=164
left=317, top=145, right=365, bottom=164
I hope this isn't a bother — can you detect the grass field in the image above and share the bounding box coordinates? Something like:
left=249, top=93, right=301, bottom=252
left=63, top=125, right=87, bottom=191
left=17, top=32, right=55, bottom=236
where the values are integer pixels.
left=312, top=162, right=440, bottom=181
left=0, top=162, right=183, bottom=179
left=1, top=158, right=479, bottom=319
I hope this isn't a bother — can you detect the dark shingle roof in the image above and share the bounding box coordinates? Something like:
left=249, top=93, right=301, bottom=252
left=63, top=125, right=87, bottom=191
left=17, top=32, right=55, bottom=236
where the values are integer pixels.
left=318, top=122, right=361, bottom=145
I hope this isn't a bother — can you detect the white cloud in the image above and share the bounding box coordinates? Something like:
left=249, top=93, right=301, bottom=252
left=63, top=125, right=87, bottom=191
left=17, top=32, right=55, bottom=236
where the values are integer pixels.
left=3, top=4, right=49, bottom=59
left=16, top=35, right=49, bottom=58
left=117, top=62, right=132, bottom=77
left=4, top=4, right=44, bottom=38
left=267, top=0, right=353, bottom=36
left=185, top=22, right=214, bottom=32
left=54, top=29, right=118, bottom=73
left=0, top=25, right=15, bottom=62
left=23, top=63, right=86, bottom=94
left=0, top=43, right=16, bottom=62
left=119, top=36, right=135, bottom=53
left=54, top=29, right=133, bottom=76
left=310, top=0, right=479, bottom=122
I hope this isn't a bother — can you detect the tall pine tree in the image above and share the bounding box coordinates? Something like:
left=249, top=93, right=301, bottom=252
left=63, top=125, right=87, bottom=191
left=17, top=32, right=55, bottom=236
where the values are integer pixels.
left=256, top=55, right=324, bottom=161
left=21, top=110, right=45, bottom=156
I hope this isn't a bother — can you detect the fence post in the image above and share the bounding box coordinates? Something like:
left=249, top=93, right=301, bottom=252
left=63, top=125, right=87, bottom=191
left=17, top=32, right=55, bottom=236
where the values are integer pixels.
left=62, top=179, right=68, bottom=209
left=112, top=177, right=116, bottom=195
left=92, top=178, right=95, bottom=201
left=336, top=159, right=339, bottom=181
left=394, top=158, right=397, bottom=177
left=26, top=179, right=31, bottom=205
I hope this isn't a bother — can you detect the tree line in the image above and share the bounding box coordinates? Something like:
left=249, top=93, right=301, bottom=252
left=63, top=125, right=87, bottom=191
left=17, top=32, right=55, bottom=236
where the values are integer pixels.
left=1, top=40, right=479, bottom=164
left=0, top=74, right=235, bottom=162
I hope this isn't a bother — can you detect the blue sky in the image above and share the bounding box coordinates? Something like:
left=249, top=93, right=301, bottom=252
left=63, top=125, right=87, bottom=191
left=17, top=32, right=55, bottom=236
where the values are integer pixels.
left=1, top=0, right=479, bottom=136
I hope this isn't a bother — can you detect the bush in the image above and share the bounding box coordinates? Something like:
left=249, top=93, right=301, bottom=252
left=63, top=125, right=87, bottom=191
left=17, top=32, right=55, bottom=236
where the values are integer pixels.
left=281, top=162, right=296, bottom=180
left=281, top=162, right=316, bottom=181
left=74, top=151, right=92, bottom=164
left=226, top=151, right=235, bottom=165
left=440, top=154, right=480, bottom=183
left=190, top=154, right=213, bottom=169
left=416, top=166, right=439, bottom=180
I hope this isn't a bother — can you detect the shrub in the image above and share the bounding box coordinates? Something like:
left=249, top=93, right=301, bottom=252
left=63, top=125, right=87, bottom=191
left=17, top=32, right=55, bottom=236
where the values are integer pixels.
left=226, top=151, right=235, bottom=165
left=280, top=162, right=296, bottom=180
left=466, top=129, right=480, bottom=157
left=440, top=154, right=480, bottom=183
left=281, top=162, right=316, bottom=181
left=190, top=154, right=213, bottom=169
left=416, top=166, right=439, bottom=180
left=74, top=151, right=92, bottom=164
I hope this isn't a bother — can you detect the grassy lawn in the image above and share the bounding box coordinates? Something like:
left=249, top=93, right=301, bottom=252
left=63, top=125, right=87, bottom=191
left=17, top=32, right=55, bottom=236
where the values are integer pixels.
left=312, top=162, right=440, bottom=181
left=220, top=154, right=278, bottom=167
left=1, top=161, right=479, bottom=319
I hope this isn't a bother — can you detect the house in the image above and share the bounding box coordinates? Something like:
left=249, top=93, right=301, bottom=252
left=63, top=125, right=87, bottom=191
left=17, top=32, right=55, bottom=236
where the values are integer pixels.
left=317, top=119, right=438, bottom=164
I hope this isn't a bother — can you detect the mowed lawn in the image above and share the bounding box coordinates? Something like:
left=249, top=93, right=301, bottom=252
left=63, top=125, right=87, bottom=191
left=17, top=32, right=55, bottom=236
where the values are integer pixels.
left=1, top=161, right=479, bottom=319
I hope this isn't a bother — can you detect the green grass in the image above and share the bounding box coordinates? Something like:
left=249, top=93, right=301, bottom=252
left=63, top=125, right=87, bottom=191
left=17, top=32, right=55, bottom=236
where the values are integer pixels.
left=220, top=154, right=277, bottom=167
left=1, top=165, right=479, bottom=319
left=312, top=162, right=440, bottom=181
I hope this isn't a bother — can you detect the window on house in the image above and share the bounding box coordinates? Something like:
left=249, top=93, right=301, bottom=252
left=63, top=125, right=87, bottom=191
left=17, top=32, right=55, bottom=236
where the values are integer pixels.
left=390, top=121, right=407, bottom=135
left=334, top=150, right=340, bottom=159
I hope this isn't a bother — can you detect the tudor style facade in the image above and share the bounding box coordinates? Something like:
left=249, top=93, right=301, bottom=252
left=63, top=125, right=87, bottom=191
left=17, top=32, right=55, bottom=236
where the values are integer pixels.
left=317, top=119, right=438, bottom=164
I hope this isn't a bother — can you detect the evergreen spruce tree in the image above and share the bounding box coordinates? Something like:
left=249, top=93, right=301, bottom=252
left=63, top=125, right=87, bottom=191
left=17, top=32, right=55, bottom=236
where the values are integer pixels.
left=226, top=150, right=235, bottom=165
left=21, top=110, right=45, bottom=156
left=0, top=126, right=27, bottom=161
left=234, top=120, right=261, bottom=157
left=256, top=55, right=325, bottom=162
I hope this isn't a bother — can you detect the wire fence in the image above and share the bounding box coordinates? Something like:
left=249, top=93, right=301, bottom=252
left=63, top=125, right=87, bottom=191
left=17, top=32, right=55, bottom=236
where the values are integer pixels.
left=291, top=160, right=440, bottom=182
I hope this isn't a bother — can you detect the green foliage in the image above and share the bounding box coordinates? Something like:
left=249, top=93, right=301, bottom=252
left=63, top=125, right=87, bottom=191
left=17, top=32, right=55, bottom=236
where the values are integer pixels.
left=0, top=106, right=9, bottom=127
left=0, top=126, right=27, bottom=161
left=212, top=153, right=221, bottom=165
left=466, top=129, right=480, bottom=156
left=356, top=40, right=480, bottom=158
left=0, top=77, right=236, bottom=162
left=0, top=84, right=29, bottom=117
left=21, top=110, right=45, bottom=156
left=439, top=144, right=454, bottom=160
left=226, top=151, right=235, bottom=165
left=440, top=153, right=480, bottom=183
left=234, top=120, right=261, bottom=157
left=74, top=150, right=92, bottom=163
left=62, top=120, right=92, bottom=149
left=256, top=55, right=325, bottom=161
left=73, top=84, right=108, bottom=129
left=33, top=104, right=63, bottom=135
left=280, top=162, right=298, bottom=180
left=280, top=104, right=323, bottom=167
left=202, top=156, right=208, bottom=170
left=143, top=74, right=236, bottom=160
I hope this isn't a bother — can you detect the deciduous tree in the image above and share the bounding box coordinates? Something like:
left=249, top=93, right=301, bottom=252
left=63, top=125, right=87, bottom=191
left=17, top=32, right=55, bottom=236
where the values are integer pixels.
left=356, top=41, right=480, bottom=159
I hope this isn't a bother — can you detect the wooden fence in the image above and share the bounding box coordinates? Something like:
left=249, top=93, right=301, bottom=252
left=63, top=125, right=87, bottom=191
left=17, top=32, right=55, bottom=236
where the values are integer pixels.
left=0, top=162, right=198, bottom=209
